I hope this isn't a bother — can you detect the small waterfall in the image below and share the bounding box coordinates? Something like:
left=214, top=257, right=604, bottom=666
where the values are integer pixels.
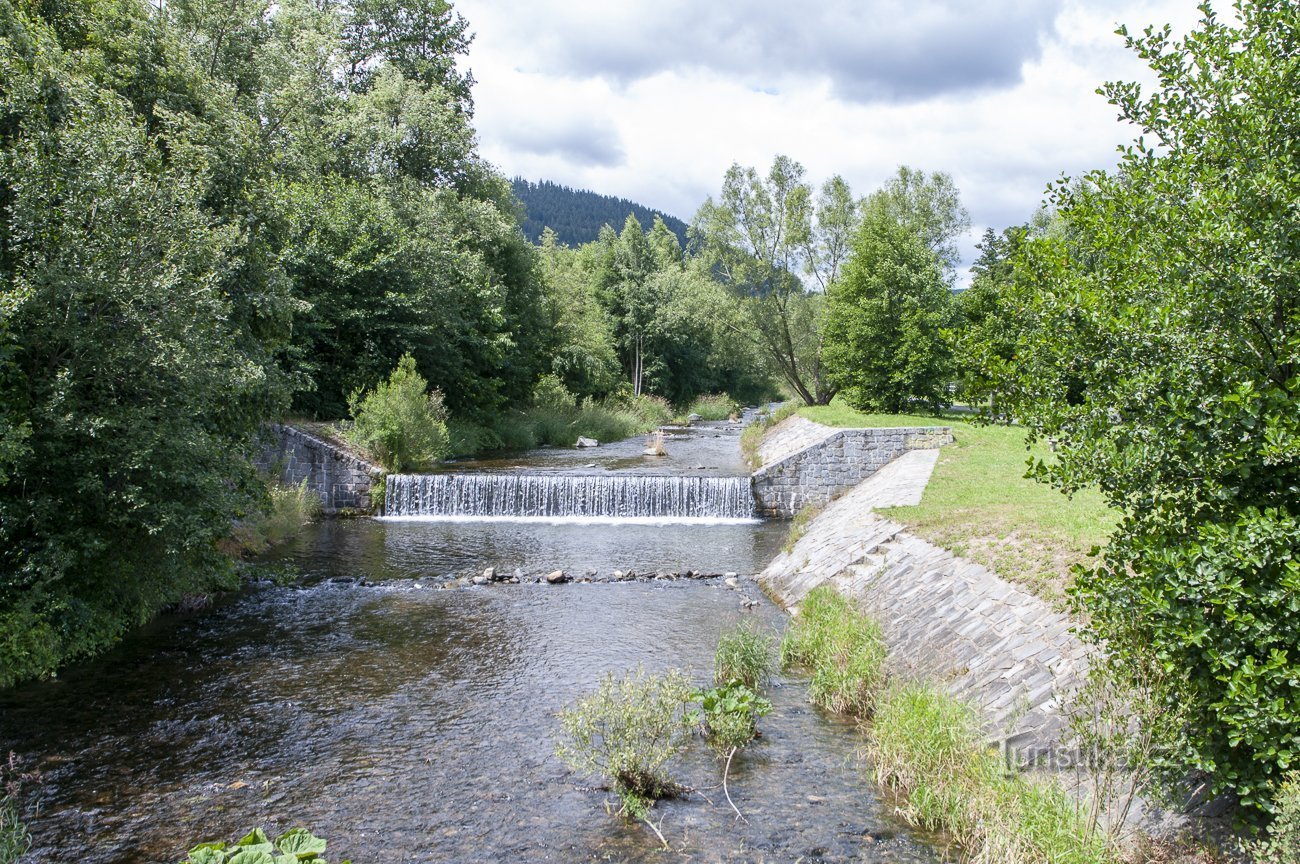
left=384, top=473, right=756, bottom=520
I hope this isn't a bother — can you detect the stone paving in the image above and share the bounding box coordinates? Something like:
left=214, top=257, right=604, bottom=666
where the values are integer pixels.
left=760, top=450, right=1090, bottom=758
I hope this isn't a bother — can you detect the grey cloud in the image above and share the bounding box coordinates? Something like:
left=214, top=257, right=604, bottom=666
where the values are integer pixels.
left=516, top=1, right=1062, bottom=103
left=498, top=119, right=626, bottom=168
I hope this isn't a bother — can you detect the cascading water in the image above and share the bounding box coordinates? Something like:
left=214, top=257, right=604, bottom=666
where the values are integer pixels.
left=384, top=473, right=756, bottom=520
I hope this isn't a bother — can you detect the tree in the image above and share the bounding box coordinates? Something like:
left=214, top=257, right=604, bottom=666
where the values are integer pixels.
left=862, top=166, right=970, bottom=278
left=823, top=208, right=954, bottom=413
left=692, top=156, right=853, bottom=405
left=1005, top=1, right=1300, bottom=814
left=0, top=7, right=280, bottom=685
left=950, top=226, right=1032, bottom=416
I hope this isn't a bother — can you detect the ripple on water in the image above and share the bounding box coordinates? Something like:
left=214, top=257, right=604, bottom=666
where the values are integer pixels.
left=1, top=546, right=941, bottom=863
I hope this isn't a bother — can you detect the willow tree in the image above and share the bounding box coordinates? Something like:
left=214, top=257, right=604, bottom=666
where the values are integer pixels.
left=692, top=156, right=859, bottom=405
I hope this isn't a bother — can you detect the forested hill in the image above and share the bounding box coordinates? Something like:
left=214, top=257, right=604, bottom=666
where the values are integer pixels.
left=512, top=179, right=689, bottom=247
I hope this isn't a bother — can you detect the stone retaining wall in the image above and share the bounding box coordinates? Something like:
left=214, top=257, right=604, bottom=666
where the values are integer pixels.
left=254, top=424, right=381, bottom=514
left=759, top=452, right=1088, bottom=762
left=751, top=419, right=952, bottom=517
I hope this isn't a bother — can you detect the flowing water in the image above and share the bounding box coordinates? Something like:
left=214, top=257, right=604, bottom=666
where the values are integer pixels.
left=0, top=420, right=943, bottom=863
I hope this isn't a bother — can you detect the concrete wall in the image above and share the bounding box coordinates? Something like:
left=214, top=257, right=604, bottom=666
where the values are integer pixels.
left=254, top=424, right=381, bottom=514
left=752, top=419, right=952, bottom=517
left=759, top=452, right=1088, bottom=765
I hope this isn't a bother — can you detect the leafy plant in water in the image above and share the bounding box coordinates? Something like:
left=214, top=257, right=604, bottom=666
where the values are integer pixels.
left=179, top=827, right=348, bottom=864
left=555, top=666, right=694, bottom=848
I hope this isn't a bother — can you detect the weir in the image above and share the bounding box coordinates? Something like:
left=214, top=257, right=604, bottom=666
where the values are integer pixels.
left=384, top=473, right=756, bottom=520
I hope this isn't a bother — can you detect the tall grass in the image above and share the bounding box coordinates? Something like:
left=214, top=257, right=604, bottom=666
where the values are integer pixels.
left=685, top=393, right=740, bottom=421
left=227, top=478, right=321, bottom=555
left=779, top=586, right=888, bottom=716
left=871, top=680, right=1113, bottom=864
left=714, top=621, right=775, bottom=689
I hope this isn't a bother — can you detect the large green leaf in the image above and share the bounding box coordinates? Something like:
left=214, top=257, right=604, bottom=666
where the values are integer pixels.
left=275, top=828, right=328, bottom=859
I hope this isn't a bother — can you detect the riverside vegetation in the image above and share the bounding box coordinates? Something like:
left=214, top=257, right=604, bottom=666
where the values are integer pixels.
left=2, top=0, right=1299, bottom=853
left=555, top=622, right=777, bottom=846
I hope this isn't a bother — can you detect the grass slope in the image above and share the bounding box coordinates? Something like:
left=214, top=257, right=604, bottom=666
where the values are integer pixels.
left=795, top=403, right=1116, bottom=600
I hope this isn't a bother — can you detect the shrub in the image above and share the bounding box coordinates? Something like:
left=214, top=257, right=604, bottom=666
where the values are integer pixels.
left=555, top=666, right=693, bottom=843
left=870, top=681, right=1111, bottom=864
left=714, top=621, right=775, bottom=689
left=532, top=374, right=576, bottom=410
left=179, top=827, right=348, bottom=863
left=228, top=479, right=321, bottom=555
left=780, top=586, right=887, bottom=716
left=1249, top=772, right=1300, bottom=864
left=346, top=354, right=449, bottom=472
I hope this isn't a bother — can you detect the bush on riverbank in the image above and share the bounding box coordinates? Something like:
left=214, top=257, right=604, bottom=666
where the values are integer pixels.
left=780, top=586, right=887, bottom=716
left=346, top=355, right=450, bottom=473
left=871, top=680, right=1112, bottom=864
left=683, top=394, right=740, bottom=422
left=448, top=389, right=673, bottom=456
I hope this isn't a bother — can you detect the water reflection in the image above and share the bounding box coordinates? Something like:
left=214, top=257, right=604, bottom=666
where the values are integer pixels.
left=266, top=517, right=787, bottom=582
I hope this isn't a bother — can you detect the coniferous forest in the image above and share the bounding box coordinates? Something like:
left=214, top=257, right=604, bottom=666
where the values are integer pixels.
left=511, top=178, right=690, bottom=248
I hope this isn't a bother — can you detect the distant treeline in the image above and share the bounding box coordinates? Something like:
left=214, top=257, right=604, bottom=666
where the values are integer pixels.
left=512, top=179, right=689, bottom=248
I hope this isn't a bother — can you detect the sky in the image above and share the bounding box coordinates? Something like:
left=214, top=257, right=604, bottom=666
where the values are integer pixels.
left=453, top=0, right=1206, bottom=276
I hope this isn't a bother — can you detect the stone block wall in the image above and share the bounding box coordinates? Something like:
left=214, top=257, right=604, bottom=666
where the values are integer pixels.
left=254, top=424, right=381, bottom=514
left=752, top=424, right=952, bottom=517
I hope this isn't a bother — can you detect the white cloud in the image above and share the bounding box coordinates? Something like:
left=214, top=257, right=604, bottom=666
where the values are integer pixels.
left=457, top=0, right=1206, bottom=273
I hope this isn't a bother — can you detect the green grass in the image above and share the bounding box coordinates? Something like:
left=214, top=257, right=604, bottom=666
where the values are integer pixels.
left=870, top=680, right=1113, bottom=864
left=779, top=586, right=888, bottom=717
left=797, top=402, right=955, bottom=428
left=683, top=393, right=741, bottom=422
left=794, top=401, right=1116, bottom=600
left=714, top=621, right=776, bottom=689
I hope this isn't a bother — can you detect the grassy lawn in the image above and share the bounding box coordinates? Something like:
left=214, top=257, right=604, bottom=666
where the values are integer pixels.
left=795, top=403, right=1117, bottom=601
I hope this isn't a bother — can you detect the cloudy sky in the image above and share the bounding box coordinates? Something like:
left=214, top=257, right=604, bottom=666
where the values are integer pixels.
left=454, top=0, right=1205, bottom=273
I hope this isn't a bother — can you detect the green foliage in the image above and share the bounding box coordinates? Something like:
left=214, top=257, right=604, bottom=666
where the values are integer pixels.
left=871, top=681, right=1112, bottom=864
left=0, top=753, right=35, bottom=864
left=555, top=666, right=693, bottom=825
left=532, top=373, right=577, bottom=410
left=823, top=203, right=955, bottom=414
left=228, top=479, right=321, bottom=555
left=691, top=155, right=851, bottom=406
left=780, top=586, right=887, bottom=716
left=994, top=2, right=1300, bottom=813
left=687, top=681, right=772, bottom=752
left=346, top=355, right=449, bottom=472
left=179, top=827, right=348, bottom=864
left=684, top=394, right=739, bottom=422
left=0, top=1, right=287, bottom=686
left=949, top=226, right=1032, bottom=415
left=1248, top=772, right=1300, bottom=864
left=713, top=621, right=775, bottom=690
